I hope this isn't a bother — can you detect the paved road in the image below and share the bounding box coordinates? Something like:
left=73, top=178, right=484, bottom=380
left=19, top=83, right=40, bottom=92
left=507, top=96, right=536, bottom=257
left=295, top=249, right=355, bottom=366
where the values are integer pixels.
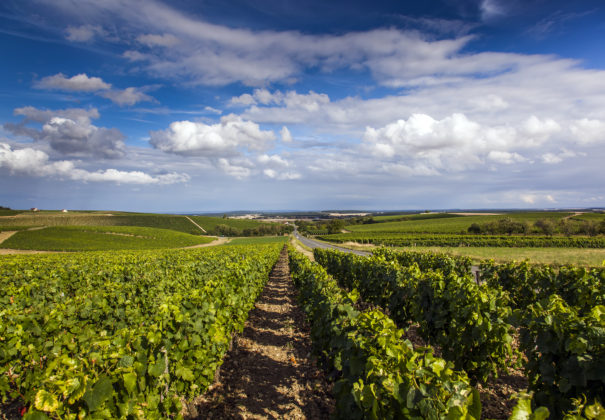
left=293, top=229, right=370, bottom=257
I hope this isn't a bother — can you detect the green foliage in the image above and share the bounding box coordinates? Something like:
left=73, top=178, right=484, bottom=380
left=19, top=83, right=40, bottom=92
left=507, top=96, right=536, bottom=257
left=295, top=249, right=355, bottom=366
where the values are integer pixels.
left=0, top=226, right=214, bottom=251
left=314, top=248, right=515, bottom=383
left=467, top=217, right=531, bottom=235
left=320, top=233, right=605, bottom=248
left=480, top=260, right=605, bottom=313
left=327, top=219, right=346, bottom=234
left=564, top=397, right=605, bottom=419
left=519, top=297, right=605, bottom=417
left=0, top=244, right=281, bottom=418
left=509, top=393, right=550, bottom=420
left=288, top=248, right=479, bottom=419
left=190, top=215, right=287, bottom=236
left=344, top=212, right=573, bottom=234
left=226, top=236, right=289, bottom=245
left=372, top=247, right=472, bottom=277
left=0, top=213, right=203, bottom=234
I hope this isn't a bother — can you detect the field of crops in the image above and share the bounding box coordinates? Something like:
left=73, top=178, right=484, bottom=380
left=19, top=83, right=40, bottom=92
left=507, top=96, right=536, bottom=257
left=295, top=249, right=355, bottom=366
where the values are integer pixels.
left=365, top=245, right=605, bottom=266
left=319, top=232, right=605, bottom=248
left=0, top=213, right=201, bottom=234
left=2, top=206, right=604, bottom=419
left=344, top=212, right=574, bottom=234
left=0, top=212, right=283, bottom=237
left=371, top=212, right=464, bottom=222
left=226, top=236, right=289, bottom=246
left=0, top=244, right=282, bottom=418
left=0, top=226, right=215, bottom=251
left=307, top=247, right=605, bottom=418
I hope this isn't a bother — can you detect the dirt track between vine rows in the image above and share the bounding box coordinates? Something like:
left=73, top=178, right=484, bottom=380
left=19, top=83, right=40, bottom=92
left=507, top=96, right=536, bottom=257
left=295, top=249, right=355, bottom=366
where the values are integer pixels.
left=188, top=249, right=334, bottom=419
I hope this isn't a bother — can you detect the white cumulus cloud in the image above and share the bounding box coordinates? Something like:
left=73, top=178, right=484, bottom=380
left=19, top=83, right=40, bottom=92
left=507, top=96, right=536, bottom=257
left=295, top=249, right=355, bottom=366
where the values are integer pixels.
left=149, top=114, right=275, bottom=156
left=4, top=106, right=125, bottom=159
left=35, top=73, right=111, bottom=92
left=569, top=119, right=605, bottom=144
left=0, top=143, right=188, bottom=185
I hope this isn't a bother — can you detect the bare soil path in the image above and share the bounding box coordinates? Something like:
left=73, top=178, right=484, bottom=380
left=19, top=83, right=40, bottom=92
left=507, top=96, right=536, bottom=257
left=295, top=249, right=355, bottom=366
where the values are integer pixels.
left=185, top=216, right=207, bottom=233
left=182, top=236, right=230, bottom=249
left=188, top=249, right=334, bottom=419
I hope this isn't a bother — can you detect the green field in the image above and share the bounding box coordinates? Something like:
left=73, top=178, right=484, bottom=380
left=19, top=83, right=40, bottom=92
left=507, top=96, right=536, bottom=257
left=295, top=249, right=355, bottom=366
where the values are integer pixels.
left=571, top=212, right=605, bottom=221
left=371, top=212, right=464, bottom=222
left=227, top=236, right=289, bottom=245
left=0, top=226, right=214, bottom=251
left=0, top=209, right=23, bottom=216
left=190, top=215, right=268, bottom=231
left=346, top=212, right=574, bottom=234
left=0, top=211, right=285, bottom=236
left=0, top=212, right=202, bottom=234
left=394, top=246, right=605, bottom=266
left=0, top=244, right=282, bottom=418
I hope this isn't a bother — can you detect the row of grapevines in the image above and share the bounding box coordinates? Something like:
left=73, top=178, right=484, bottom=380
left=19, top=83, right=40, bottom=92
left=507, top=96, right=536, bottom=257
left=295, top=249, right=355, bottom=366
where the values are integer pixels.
left=479, top=260, right=605, bottom=314
left=519, top=296, right=605, bottom=417
left=372, top=247, right=472, bottom=277
left=314, top=248, right=514, bottom=383
left=391, top=250, right=605, bottom=418
left=0, top=244, right=281, bottom=419
left=318, top=233, right=605, bottom=248
left=287, top=246, right=481, bottom=419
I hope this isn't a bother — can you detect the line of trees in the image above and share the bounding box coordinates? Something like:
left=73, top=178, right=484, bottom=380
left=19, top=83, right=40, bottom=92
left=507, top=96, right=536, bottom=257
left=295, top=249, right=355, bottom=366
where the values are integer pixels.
left=468, top=217, right=605, bottom=236
left=212, top=223, right=294, bottom=237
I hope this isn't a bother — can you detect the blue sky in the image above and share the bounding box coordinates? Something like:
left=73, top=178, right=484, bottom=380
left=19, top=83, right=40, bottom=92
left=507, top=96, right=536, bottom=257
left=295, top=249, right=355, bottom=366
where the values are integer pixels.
left=1, top=0, right=604, bottom=212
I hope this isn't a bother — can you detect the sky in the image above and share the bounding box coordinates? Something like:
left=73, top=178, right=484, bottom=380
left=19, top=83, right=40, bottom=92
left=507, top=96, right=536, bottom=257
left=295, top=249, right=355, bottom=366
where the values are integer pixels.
left=1, top=0, right=604, bottom=212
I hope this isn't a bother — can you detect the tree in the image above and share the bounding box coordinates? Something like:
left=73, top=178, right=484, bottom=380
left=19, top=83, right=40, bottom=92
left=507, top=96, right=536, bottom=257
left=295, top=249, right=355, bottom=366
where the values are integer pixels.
left=534, top=219, right=555, bottom=236
left=327, top=219, right=346, bottom=234
left=468, top=223, right=482, bottom=234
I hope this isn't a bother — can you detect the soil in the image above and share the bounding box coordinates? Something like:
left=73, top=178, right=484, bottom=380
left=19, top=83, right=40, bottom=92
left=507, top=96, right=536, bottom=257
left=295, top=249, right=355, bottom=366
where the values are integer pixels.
left=182, top=237, right=230, bottom=249
left=0, top=398, right=23, bottom=420
left=0, top=231, right=17, bottom=245
left=0, top=249, right=66, bottom=255
left=187, top=249, right=334, bottom=419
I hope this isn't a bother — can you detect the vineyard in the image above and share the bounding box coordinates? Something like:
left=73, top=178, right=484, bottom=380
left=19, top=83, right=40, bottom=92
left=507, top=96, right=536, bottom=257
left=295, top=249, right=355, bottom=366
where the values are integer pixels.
left=0, top=244, right=282, bottom=418
left=1, top=233, right=604, bottom=418
left=0, top=226, right=215, bottom=251
left=308, top=246, right=604, bottom=419
left=318, top=233, right=605, bottom=248
left=0, top=212, right=288, bottom=237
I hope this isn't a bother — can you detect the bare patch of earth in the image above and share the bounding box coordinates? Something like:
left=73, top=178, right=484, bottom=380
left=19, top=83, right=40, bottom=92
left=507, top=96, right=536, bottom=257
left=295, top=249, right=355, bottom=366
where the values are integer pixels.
left=0, top=231, right=17, bottom=244
left=0, top=398, right=23, bottom=420
left=0, top=249, right=67, bottom=255
left=182, top=237, right=230, bottom=249
left=187, top=249, right=334, bottom=419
